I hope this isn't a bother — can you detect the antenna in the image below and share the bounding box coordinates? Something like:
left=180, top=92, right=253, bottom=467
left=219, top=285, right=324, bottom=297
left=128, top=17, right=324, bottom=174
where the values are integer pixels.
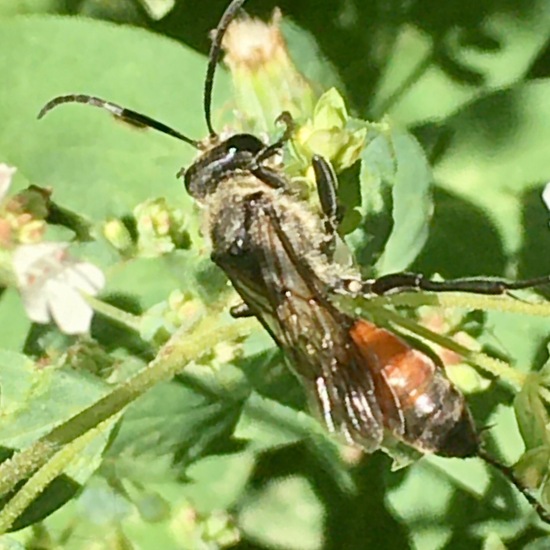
left=203, top=0, right=248, bottom=137
left=38, top=94, right=201, bottom=149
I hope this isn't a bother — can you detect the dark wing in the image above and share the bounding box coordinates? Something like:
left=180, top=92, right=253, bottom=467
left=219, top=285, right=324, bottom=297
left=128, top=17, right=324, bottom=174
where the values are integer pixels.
left=218, top=198, right=385, bottom=451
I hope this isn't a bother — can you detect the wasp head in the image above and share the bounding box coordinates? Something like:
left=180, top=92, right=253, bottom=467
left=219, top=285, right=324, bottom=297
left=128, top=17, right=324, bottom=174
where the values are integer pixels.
left=183, top=133, right=265, bottom=200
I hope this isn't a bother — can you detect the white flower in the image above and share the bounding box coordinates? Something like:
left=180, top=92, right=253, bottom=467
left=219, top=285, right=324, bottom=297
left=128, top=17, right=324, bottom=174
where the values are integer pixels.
left=12, top=242, right=105, bottom=335
left=0, top=163, right=16, bottom=203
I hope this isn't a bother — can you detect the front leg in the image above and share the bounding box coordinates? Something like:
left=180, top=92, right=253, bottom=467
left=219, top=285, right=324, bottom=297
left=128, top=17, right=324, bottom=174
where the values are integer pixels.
left=254, top=111, right=295, bottom=165
left=249, top=112, right=296, bottom=190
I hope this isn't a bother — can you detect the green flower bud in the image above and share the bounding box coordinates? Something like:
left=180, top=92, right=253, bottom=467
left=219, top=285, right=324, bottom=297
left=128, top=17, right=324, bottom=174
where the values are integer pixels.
left=294, top=89, right=367, bottom=174
left=103, top=218, right=133, bottom=255
left=134, top=198, right=189, bottom=258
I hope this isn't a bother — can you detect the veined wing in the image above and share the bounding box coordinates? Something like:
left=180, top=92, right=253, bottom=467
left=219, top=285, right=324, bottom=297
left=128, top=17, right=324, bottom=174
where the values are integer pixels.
left=217, top=197, right=385, bottom=451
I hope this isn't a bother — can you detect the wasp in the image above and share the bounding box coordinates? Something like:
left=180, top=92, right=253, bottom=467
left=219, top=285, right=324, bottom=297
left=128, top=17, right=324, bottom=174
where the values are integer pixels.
left=38, top=0, right=550, bottom=522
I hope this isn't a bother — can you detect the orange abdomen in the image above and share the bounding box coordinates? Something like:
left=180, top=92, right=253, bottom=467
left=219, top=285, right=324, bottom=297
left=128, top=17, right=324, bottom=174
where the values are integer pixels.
left=349, top=319, right=479, bottom=457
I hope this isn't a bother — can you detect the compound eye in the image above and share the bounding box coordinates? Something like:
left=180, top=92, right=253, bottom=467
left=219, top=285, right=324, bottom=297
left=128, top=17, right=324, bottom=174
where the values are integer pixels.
left=225, top=134, right=264, bottom=154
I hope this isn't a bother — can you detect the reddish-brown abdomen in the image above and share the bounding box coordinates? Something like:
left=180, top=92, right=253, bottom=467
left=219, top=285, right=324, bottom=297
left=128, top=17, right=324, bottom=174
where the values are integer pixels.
left=349, top=319, right=479, bottom=457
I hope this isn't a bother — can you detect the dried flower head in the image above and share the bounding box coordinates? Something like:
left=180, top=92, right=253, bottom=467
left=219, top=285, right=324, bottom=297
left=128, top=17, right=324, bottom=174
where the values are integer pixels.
left=222, top=9, right=286, bottom=72
left=221, top=10, right=315, bottom=134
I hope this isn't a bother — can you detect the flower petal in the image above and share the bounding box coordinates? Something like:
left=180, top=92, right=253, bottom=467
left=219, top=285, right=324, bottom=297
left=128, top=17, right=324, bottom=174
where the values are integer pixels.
left=12, top=241, right=105, bottom=333
left=46, top=278, right=94, bottom=334
left=12, top=242, right=69, bottom=285
left=19, top=283, right=50, bottom=323
left=60, top=261, right=105, bottom=296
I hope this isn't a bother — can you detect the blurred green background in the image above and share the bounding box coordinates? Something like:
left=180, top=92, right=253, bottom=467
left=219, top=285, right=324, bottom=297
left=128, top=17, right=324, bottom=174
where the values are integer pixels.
left=1, top=0, right=550, bottom=549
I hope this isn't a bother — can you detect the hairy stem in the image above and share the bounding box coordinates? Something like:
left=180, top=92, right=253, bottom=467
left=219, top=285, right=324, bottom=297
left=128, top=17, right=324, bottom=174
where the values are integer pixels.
left=0, top=315, right=257, bottom=532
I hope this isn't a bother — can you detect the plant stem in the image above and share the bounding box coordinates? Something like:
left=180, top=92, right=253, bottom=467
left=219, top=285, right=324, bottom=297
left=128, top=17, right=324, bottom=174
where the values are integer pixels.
left=370, top=304, right=526, bottom=389
left=85, top=294, right=142, bottom=332
left=369, top=291, right=550, bottom=318
left=0, top=417, right=116, bottom=533
left=0, top=315, right=257, bottom=533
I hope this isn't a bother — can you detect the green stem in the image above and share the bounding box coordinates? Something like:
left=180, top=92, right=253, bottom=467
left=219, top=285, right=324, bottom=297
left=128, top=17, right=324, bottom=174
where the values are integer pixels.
left=337, top=290, right=550, bottom=394
left=0, top=417, right=117, bottom=533
left=85, top=295, right=142, bottom=332
left=0, top=315, right=257, bottom=532
left=368, top=291, right=550, bottom=318
left=369, top=304, right=526, bottom=390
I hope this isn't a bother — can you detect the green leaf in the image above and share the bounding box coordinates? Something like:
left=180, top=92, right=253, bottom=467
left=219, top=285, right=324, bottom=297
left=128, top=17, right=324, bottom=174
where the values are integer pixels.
left=0, top=350, right=110, bottom=449
left=182, top=452, right=256, bottom=513
left=374, top=0, right=550, bottom=125
left=234, top=391, right=314, bottom=451
left=0, top=289, right=32, bottom=351
left=104, top=374, right=246, bottom=469
left=433, top=80, right=550, bottom=253
left=238, top=475, right=324, bottom=550
left=0, top=350, right=116, bottom=529
left=387, top=455, right=529, bottom=547
left=514, top=374, right=550, bottom=452
left=0, top=16, right=228, bottom=221
left=349, top=124, right=433, bottom=273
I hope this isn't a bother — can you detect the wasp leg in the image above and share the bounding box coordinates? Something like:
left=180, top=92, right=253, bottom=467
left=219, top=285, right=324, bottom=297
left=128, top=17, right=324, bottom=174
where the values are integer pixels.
left=312, top=155, right=341, bottom=226
left=230, top=302, right=254, bottom=318
left=254, top=111, right=295, bottom=165
left=250, top=165, right=288, bottom=189
left=311, top=155, right=344, bottom=260
left=365, top=272, right=550, bottom=296
left=248, top=112, right=295, bottom=190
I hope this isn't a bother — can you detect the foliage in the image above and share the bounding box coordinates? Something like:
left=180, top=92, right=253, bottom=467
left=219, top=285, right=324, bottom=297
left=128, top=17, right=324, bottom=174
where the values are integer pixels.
left=0, top=0, right=550, bottom=549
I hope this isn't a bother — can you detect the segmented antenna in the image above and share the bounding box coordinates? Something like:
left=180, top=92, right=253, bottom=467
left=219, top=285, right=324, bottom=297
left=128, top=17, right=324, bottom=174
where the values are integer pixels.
left=203, top=0, right=248, bottom=137
left=478, top=448, right=550, bottom=524
left=38, top=94, right=201, bottom=149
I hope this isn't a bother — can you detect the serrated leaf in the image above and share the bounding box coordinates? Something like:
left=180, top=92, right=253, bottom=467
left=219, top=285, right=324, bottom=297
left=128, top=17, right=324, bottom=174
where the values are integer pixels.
left=234, top=391, right=312, bottom=451
left=104, top=370, right=247, bottom=470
